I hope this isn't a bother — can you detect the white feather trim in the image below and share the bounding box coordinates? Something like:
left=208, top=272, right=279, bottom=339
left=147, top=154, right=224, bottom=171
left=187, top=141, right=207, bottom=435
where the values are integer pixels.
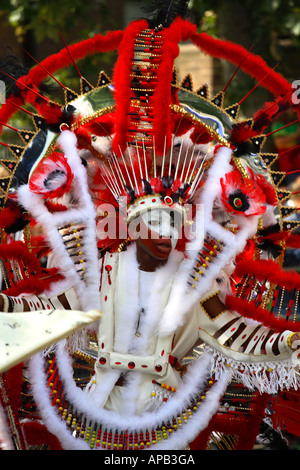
left=158, top=146, right=259, bottom=337
left=17, top=130, right=101, bottom=313
left=148, top=370, right=230, bottom=450
left=29, top=343, right=230, bottom=450
left=0, top=404, right=14, bottom=450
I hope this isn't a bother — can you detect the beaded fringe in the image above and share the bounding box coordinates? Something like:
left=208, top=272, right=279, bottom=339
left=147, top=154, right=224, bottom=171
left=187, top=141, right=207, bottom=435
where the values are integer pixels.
left=207, top=346, right=299, bottom=394
left=43, top=354, right=215, bottom=449
left=29, top=346, right=232, bottom=450
left=144, top=381, right=176, bottom=412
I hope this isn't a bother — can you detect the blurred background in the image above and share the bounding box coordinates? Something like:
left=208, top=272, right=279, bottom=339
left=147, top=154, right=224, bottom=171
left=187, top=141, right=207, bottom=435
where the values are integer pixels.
left=0, top=2, right=299, bottom=450
left=0, top=0, right=299, bottom=111
left=0, top=0, right=299, bottom=184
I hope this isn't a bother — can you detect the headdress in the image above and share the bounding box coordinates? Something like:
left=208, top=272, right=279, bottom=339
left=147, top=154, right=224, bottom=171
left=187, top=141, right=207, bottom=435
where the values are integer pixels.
left=0, top=0, right=300, bottom=450
left=0, top=0, right=298, bottom=315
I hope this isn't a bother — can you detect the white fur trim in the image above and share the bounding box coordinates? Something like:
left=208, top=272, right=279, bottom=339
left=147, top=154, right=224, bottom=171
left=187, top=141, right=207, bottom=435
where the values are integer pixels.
left=29, top=344, right=230, bottom=449
left=0, top=404, right=14, bottom=450
left=17, top=130, right=101, bottom=312
left=159, top=146, right=259, bottom=336
left=148, top=370, right=230, bottom=450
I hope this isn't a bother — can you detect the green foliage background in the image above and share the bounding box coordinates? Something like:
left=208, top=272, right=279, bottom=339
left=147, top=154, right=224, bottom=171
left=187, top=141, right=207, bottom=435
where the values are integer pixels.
left=0, top=0, right=299, bottom=132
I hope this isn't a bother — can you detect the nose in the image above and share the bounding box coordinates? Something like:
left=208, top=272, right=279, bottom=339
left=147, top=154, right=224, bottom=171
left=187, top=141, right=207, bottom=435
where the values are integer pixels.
left=158, top=224, right=172, bottom=238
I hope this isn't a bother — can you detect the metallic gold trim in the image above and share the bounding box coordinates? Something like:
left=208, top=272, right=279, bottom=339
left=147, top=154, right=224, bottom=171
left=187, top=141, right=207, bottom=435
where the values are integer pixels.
left=171, top=104, right=231, bottom=148
left=200, top=291, right=227, bottom=321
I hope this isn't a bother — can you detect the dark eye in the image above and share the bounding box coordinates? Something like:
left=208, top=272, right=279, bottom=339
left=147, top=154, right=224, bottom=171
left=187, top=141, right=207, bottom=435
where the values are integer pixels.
left=228, top=191, right=250, bottom=212
left=233, top=197, right=242, bottom=208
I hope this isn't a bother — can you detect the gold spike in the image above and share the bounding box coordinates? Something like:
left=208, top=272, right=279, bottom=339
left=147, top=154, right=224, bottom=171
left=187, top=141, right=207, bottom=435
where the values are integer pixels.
left=269, top=170, right=286, bottom=188
left=64, top=87, right=79, bottom=105
left=196, top=84, right=209, bottom=99
left=211, top=91, right=224, bottom=108
left=276, top=189, right=291, bottom=204
left=0, top=177, right=11, bottom=194
left=1, top=159, right=17, bottom=174
left=180, top=74, right=193, bottom=92
left=97, top=71, right=112, bottom=88
left=32, top=114, right=45, bottom=131
left=250, top=135, right=266, bottom=153
left=280, top=206, right=298, bottom=219
left=282, top=220, right=300, bottom=232
left=18, top=130, right=36, bottom=145
left=7, top=145, right=24, bottom=159
left=224, top=103, right=240, bottom=120
left=80, top=77, right=94, bottom=95
left=260, top=153, right=278, bottom=169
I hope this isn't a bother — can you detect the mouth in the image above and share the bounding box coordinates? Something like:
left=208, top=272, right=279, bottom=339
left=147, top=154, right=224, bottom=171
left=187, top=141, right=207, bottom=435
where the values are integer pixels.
left=155, top=239, right=172, bottom=253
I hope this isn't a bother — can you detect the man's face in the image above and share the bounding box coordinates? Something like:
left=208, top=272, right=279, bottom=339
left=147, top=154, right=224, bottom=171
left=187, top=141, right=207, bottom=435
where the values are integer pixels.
left=130, top=208, right=183, bottom=260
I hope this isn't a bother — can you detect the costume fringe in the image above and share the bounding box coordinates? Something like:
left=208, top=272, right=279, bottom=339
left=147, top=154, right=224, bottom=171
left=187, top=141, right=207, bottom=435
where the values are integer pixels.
left=29, top=344, right=230, bottom=450
left=206, top=345, right=299, bottom=395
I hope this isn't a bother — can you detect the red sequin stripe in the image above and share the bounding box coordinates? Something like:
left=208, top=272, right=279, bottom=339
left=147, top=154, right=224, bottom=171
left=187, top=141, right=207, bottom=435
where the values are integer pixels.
left=127, top=28, right=164, bottom=148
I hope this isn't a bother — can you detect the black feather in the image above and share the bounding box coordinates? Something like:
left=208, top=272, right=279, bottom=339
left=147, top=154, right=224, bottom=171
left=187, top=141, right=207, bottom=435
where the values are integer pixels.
left=257, top=223, right=281, bottom=237
left=142, top=0, right=191, bottom=28
left=141, top=179, right=154, bottom=195
left=0, top=49, right=58, bottom=99
left=176, top=182, right=190, bottom=199
left=256, top=238, right=283, bottom=259
left=125, top=185, right=136, bottom=204
left=232, top=141, right=257, bottom=158
left=0, top=50, right=28, bottom=97
left=162, top=175, right=173, bottom=188
left=256, top=223, right=282, bottom=258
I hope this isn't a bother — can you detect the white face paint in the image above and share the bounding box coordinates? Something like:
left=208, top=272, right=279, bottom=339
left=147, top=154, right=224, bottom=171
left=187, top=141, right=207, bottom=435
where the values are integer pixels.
left=140, top=209, right=183, bottom=249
